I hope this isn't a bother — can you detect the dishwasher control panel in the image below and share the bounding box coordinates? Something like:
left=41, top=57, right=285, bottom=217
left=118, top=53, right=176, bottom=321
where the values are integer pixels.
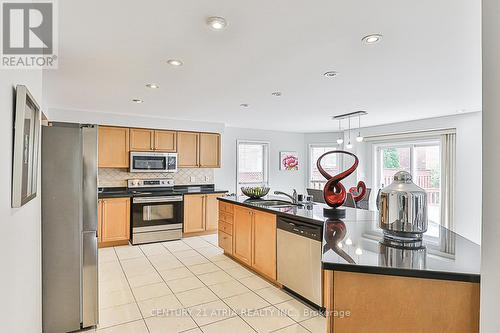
left=277, top=217, right=323, bottom=241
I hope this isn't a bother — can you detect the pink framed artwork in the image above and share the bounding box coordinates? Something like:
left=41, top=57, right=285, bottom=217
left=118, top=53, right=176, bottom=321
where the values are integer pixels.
left=280, top=152, right=299, bottom=171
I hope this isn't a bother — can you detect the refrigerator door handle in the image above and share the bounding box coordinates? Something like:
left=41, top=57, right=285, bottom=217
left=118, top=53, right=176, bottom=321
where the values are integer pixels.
left=82, top=125, right=98, bottom=232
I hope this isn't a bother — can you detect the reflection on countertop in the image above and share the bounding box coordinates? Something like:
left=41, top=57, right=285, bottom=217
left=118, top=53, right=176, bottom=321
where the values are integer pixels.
left=218, top=194, right=480, bottom=283
left=322, top=216, right=480, bottom=282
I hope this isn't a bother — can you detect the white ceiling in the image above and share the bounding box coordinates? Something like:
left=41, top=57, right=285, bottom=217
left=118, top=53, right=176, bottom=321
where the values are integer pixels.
left=43, top=0, right=481, bottom=132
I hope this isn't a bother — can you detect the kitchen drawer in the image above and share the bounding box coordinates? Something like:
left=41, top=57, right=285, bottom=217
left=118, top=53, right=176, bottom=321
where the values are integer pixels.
left=220, top=211, right=234, bottom=224
left=218, top=231, right=233, bottom=254
left=218, top=220, right=233, bottom=235
left=224, top=203, right=234, bottom=214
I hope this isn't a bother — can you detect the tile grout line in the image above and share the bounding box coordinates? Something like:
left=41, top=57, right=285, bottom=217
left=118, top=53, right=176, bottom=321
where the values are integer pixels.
left=105, top=236, right=320, bottom=332
left=186, top=238, right=263, bottom=333
left=190, top=237, right=317, bottom=332
left=163, top=237, right=259, bottom=332
left=141, top=241, right=207, bottom=332
left=95, top=247, right=149, bottom=332
left=113, top=246, right=152, bottom=333
left=170, top=239, right=251, bottom=332
left=185, top=237, right=310, bottom=332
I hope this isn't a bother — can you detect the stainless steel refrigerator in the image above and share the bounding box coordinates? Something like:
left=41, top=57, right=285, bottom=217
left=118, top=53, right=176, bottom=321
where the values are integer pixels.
left=41, top=122, right=98, bottom=332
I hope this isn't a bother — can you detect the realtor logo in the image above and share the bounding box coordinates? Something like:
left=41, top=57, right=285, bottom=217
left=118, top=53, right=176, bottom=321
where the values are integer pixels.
left=1, top=0, right=58, bottom=68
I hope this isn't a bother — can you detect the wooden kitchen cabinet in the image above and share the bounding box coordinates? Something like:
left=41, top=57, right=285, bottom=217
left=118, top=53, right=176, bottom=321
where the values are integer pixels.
left=223, top=202, right=277, bottom=281
left=205, top=194, right=221, bottom=231
left=99, top=124, right=219, bottom=167
left=130, top=128, right=154, bottom=151
left=97, top=200, right=103, bottom=244
left=232, top=206, right=253, bottom=265
left=130, top=128, right=177, bottom=152
left=177, top=132, right=199, bottom=167
left=98, top=197, right=130, bottom=248
left=252, top=210, right=277, bottom=280
left=199, top=133, right=220, bottom=167
left=183, top=194, right=206, bottom=233
left=154, top=130, right=176, bottom=151
left=218, top=201, right=234, bottom=255
left=184, top=193, right=222, bottom=234
left=98, top=126, right=130, bottom=168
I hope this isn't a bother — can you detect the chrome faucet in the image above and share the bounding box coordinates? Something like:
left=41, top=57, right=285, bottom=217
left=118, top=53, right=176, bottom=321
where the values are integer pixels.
left=274, top=189, right=298, bottom=204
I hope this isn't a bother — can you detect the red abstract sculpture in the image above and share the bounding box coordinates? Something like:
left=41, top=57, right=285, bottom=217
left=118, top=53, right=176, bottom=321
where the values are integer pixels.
left=316, top=150, right=367, bottom=209
left=349, top=184, right=367, bottom=202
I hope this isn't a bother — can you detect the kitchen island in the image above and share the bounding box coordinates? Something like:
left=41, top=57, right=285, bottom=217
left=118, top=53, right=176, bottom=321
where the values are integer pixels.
left=218, top=195, right=480, bottom=333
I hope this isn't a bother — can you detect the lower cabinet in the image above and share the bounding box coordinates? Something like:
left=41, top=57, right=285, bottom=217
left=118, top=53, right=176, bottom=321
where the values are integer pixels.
left=230, top=204, right=277, bottom=280
left=232, top=206, right=253, bottom=265
left=98, top=197, right=130, bottom=248
left=252, top=210, right=277, bottom=280
left=184, top=193, right=222, bottom=234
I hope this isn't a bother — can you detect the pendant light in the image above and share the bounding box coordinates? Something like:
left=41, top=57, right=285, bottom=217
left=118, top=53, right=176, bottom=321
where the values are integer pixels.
left=356, top=114, right=364, bottom=142
left=345, top=117, right=353, bottom=149
left=336, top=119, right=344, bottom=145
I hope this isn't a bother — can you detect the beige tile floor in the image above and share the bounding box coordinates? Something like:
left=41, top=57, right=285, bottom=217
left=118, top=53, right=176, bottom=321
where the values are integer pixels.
left=87, top=234, right=326, bottom=333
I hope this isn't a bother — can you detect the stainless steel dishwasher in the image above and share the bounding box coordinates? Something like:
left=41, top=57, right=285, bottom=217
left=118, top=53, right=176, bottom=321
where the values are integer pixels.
left=277, top=216, right=323, bottom=306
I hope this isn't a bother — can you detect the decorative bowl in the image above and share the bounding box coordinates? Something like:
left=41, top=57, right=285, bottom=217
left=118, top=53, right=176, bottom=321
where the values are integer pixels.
left=241, top=186, right=270, bottom=199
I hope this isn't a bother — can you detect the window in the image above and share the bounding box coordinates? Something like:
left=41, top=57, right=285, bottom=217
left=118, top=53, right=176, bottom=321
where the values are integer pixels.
left=376, top=141, right=442, bottom=230
left=308, top=145, right=340, bottom=189
left=237, top=141, right=269, bottom=193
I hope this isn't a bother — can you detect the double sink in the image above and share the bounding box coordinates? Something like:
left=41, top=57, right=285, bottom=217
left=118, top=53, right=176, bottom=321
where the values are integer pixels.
left=246, top=199, right=299, bottom=209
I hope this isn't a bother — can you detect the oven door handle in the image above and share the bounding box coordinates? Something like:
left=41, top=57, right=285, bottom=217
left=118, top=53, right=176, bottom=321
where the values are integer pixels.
left=133, top=196, right=183, bottom=204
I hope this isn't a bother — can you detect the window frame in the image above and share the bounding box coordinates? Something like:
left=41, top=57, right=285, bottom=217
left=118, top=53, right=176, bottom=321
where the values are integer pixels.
left=373, top=137, right=443, bottom=242
left=236, top=140, right=270, bottom=193
left=307, top=143, right=342, bottom=189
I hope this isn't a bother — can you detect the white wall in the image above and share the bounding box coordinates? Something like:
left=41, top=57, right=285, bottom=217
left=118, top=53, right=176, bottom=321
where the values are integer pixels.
left=305, top=112, right=482, bottom=244
left=215, top=127, right=306, bottom=195
left=481, top=0, right=500, bottom=330
left=48, top=108, right=225, bottom=133
left=0, top=72, right=43, bottom=332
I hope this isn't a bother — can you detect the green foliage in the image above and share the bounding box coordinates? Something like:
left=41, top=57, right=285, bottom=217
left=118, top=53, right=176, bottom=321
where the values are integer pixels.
left=430, top=168, right=440, bottom=188
left=383, top=148, right=400, bottom=168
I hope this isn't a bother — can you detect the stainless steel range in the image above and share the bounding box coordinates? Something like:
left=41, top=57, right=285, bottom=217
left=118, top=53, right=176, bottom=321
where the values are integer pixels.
left=128, top=179, right=183, bottom=244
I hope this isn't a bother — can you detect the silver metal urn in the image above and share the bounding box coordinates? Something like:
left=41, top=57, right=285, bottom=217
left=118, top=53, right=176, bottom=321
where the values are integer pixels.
left=377, top=171, right=428, bottom=239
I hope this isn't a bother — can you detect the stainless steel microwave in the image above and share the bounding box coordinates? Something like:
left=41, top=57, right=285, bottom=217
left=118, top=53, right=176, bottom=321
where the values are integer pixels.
left=130, top=152, right=178, bottom=173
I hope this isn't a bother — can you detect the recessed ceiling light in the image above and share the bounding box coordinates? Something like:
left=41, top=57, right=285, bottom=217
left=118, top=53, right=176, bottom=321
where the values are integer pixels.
left=207, top=16, right=227, bottom=30
left=167, top=59, right=183, bottom=66
left=240, top=103, right=249, bottom=108
left=323, top=71, right=338, bottom=77
left=362, top=34, right=382, bottom=45
left=271, top=91, right=282, bottom=97
left=132, top=98, right=144, bottom=104
left=146, top=83, right=159, bottom=89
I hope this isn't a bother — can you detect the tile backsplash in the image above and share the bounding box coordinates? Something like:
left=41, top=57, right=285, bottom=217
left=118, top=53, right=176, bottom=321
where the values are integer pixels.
left=98, top=168, right=214, bottom=187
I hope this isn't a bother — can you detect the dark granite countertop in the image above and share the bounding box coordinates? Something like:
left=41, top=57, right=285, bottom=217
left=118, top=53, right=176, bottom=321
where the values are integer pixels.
left=98, top=185, right=228, bottom=199
left=218, top=195, right=481, bottom=283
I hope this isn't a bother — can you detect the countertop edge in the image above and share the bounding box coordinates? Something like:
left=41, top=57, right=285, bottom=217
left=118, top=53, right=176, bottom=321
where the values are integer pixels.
left=99, top=189, right=228, bottom=199
left=217, top=196, right=325, bottom=226
left=321, top=262, right=480, bottom=283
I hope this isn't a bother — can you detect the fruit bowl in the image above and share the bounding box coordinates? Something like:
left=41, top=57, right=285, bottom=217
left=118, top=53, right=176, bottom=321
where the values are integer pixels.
left=241, top=186, right=270, bottom=199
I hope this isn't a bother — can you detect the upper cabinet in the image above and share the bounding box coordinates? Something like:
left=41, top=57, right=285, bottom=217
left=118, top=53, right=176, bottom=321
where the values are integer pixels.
left=154, top=130, right=177, bottom=152
left=199, top=133, right=220, bottom=168
left=177, top=132, right=199, bottom=167
left=130, top=128, right=154, bottom=151
left=98, top=126, right=219, bottom=168
left=130, top=129, right=176, bottom=152
left=98, top=126, right=130, bottom=168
